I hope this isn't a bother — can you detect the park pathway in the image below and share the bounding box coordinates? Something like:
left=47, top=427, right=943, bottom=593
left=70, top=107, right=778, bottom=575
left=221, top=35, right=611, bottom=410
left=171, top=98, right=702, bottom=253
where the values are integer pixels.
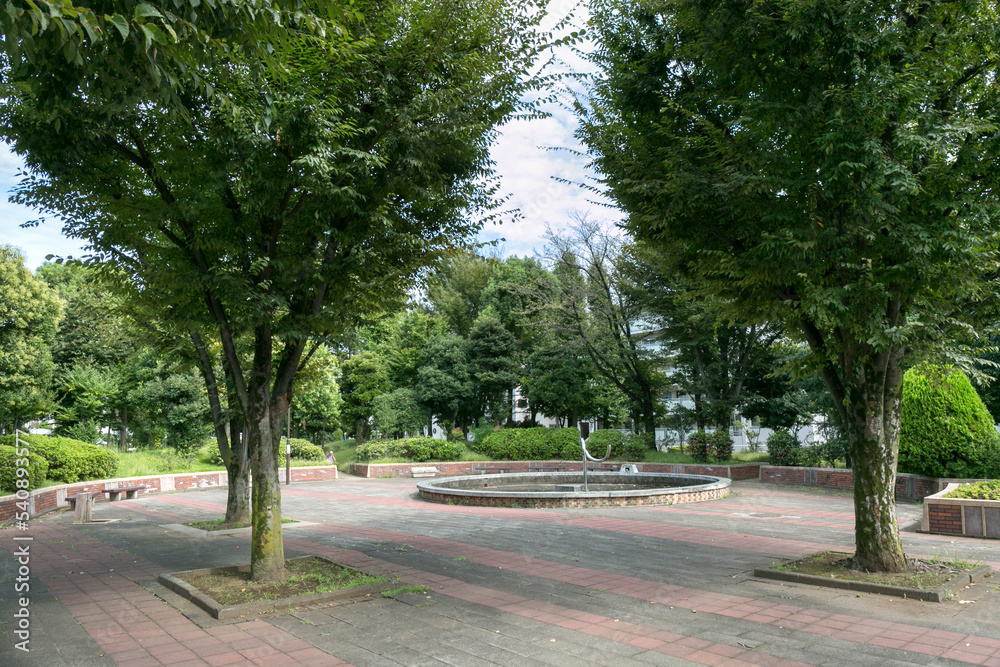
left=3, top=477, right=1000, bottom=666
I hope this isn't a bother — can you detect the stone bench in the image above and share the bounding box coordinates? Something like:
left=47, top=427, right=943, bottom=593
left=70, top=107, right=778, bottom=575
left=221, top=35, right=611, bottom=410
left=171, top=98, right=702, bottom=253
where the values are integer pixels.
left=67, top=485, right=147, bottom=508
left=528, top=464, right=564, bottom=472
left=411, top=466, right=439, bottom=478
left=477, top=465, right=511, bottom=475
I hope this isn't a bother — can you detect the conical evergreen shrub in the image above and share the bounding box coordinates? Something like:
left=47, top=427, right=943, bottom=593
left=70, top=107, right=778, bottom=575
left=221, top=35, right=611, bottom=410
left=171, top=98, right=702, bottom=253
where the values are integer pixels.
left=898, top=364, right=999, bottom=479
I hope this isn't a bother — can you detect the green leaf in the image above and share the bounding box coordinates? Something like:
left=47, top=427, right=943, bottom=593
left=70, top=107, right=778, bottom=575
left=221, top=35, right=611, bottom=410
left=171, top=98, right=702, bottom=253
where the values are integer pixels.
left=108, top=13, right=128, bottom=40
left=133, top=4, right=162, bottom=20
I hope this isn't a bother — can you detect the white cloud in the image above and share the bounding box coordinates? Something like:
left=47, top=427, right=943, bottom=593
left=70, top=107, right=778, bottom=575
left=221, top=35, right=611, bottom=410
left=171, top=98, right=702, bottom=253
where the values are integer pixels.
left=0, top=148, right=86, bottom=270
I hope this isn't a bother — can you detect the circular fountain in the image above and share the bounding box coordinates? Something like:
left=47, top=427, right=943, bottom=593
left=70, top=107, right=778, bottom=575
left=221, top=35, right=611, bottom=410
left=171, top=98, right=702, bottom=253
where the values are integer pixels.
left=417, top=471, right=731, bottom=509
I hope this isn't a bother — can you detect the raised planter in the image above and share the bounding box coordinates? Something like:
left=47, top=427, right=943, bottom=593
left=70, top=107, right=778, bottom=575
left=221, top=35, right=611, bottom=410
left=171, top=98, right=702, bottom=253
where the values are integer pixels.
left=922, top=483, right=1000, bottom=538
left=158, top=556, right=392, bottom=619
left=754, top=558, right=993, bottom=602
left=0, top=465, right=339, bottom=525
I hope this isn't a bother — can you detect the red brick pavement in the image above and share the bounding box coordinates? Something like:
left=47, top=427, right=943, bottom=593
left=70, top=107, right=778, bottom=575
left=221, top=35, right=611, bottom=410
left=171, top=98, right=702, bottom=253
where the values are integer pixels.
left=0, top=521, right=351, bottom=666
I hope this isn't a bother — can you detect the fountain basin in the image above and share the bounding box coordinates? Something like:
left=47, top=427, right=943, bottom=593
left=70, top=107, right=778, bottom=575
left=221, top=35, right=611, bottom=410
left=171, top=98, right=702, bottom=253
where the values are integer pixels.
left=417, top=471, right=730, bottom=508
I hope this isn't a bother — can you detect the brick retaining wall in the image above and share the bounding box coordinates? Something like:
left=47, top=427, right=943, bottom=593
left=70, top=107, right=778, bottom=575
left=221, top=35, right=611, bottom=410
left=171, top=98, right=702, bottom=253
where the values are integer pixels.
left=0, top=465, right=338, bottom=524
left=350, top=460, right=762, bottom=480
left=759, top=466, right=949, bottom=500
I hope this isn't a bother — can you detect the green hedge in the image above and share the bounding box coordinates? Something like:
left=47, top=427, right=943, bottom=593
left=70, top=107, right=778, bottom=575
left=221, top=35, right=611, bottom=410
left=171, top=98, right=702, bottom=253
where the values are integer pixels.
left=480, top=427, right=581, bottom=461
left=0, top=445, right=49, bottom=493
left=766, top=430, right=799, bottom=466
left=355, top=437, right=465, bottom=463
left=0, top=434, right=118, bottom=483
left=208, top=437, right=327, bottom=465
left=899, top=364, right=1000, bottom=479
left=287, top=438, right=324, bottom=461
left=580, top=431, right=647, bottom=461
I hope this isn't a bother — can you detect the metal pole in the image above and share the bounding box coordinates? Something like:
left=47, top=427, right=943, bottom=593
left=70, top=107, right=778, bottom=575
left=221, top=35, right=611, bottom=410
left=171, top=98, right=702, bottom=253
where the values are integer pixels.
left=285, top=405, right=291, bottom=485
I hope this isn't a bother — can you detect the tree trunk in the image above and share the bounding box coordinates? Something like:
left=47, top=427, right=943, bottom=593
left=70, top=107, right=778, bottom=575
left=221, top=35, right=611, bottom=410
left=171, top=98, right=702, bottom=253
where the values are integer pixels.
left=841, top=350, right=907, bottom=573
left=225, top=422, right=250, bottom=524
left=191, top=331, right=250, bottom=525
left=120, top=406, right=128, bottom=450
left=247, top=387, right=286, bottom=582
left=694, top=393, right=705, bottom=430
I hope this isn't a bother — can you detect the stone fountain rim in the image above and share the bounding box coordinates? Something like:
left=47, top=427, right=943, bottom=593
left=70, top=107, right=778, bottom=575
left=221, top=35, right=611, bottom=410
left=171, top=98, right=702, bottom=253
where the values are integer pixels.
left=416, top=471, right=731, bottom=500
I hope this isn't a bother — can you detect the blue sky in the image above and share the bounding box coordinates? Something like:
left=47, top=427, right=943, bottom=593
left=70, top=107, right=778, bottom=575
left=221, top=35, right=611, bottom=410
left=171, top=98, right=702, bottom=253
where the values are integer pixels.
left=0, top=7, right=618, bottom=269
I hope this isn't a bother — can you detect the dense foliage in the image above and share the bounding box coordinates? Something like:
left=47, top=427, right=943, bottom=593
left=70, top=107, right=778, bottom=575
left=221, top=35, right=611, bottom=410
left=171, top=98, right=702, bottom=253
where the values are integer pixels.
left=898, top=365, right=1000, bottom=479
left=479, top=427, right=581, bottom=461
left=0, top=246, right=59, bottom=433
left=0, top=445, right=48, bottom=493
left=579, top=0, right=1000, bottom=572
left=685, top=430, right=734, bottom=463
left=0, top=434, right=118, bottom=483
left=354, top=437, right=464, bottom=463
left=582, top=430, right=647, bottom=461
left=766, top=431, right=801, bottom=468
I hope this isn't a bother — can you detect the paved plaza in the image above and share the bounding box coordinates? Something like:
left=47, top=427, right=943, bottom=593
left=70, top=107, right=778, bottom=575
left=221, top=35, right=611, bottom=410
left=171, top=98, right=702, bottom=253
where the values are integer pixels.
left=3, top=477, right=1000, bottom=666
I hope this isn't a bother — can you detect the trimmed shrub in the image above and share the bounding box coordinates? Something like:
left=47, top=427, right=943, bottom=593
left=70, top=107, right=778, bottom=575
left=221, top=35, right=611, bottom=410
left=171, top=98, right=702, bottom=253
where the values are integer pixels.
left=0, top=434, right=118, bottom=483
left=577, top=431, right=650, bottom=461
left=622, top=433, right=650, bottom=461
left=899, top=364, right=1000, bottom=479
left=686, top=430, right=711, bottom=463
left=355, top=437, right=465, bottom=463
left=766, top=430, right=800, bottom=466
left=580, top=430, right=623, bottom=460
left=799, top=438, right=849, bottom=468
left=0, top=445, right=49, bottom=492
left=287, top=438, right=324, bottom=462
left=480, top=427, right=581, bottom=461
left=709, top=431, right=734, bottom=462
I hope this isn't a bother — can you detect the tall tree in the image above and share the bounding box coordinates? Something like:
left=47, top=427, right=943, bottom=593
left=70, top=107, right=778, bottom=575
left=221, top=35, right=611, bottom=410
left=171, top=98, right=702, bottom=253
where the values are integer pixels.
left=339, top=352, right=389, bottom=445
left=416, top=334, right=477, bottom=435
left=541, top=218, right=667, bottom=434
left=425, top=251, right=497, bottom=336
left=3, top=0, right=551, bottom=580
left=631, top=258, right=783, bottom=430
left=580, top=0, right=1000, bottom=571
left=0, top=246, right=59, bottom=433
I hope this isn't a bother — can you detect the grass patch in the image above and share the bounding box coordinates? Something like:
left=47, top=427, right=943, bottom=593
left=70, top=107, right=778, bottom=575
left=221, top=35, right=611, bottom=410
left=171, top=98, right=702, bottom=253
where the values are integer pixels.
left=183, top=517, right=296, bottom=531
left=773, top=551, right=978, bottom=589
left=115, top=445, right=330, bottom=478
left=175, top=556, right=386, bottom=606
left=382, top=584, right=431, bottom=598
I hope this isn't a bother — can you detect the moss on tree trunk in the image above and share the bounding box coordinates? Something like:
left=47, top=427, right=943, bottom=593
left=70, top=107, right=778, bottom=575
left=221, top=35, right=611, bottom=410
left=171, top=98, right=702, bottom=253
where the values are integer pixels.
left=842, top=349, right=907, bottom=573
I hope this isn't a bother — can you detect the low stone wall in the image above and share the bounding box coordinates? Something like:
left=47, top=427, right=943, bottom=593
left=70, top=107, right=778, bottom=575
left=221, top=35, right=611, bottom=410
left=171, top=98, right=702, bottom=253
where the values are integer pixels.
left=759, top=466, right=947, bottom=500
left=0, top=465, right=338, bottom=524
left=922, top=483, right=1000, bottom=537
left=349, top=460, right=762, bottom=480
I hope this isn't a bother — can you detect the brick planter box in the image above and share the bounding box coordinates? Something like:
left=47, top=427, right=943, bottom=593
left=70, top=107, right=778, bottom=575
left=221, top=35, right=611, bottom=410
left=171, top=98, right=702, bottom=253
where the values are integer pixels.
left=922, top=483, right=1000, bottom=538
left=0, top=465, right=338, bottom=525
